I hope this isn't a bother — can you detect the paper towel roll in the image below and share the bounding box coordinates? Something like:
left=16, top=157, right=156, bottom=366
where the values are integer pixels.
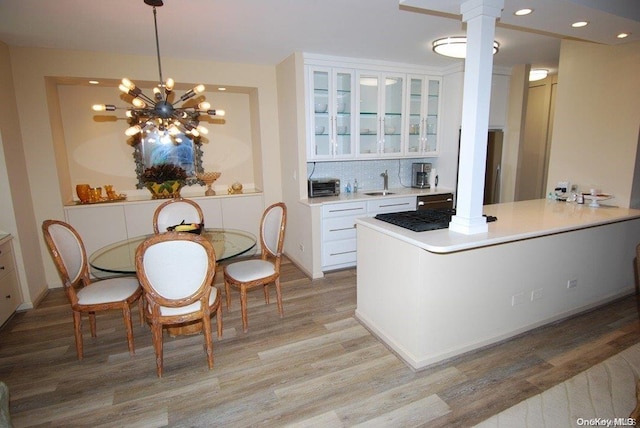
left=429, top=168, right=437, bottom=188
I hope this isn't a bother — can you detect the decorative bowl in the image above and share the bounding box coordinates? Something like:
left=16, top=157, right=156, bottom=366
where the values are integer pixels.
left=314, top=103, right=328, bottom=113
left=315, top=125, right=325, bottom=135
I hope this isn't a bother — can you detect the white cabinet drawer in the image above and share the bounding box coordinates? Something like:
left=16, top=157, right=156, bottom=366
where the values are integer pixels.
left=323, top=216, right=358, bottom=242
left=0, top=271, right=20, bottom=324
left=322, top=239, right=357, bottom=267
left=0, top=242, right=14, bottom=280
left=367, top=196, right=416, bottom=214
left=322, top=201, right=367, bottom=218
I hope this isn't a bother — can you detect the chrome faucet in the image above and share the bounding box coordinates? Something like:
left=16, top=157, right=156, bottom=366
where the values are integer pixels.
left=381, top=170, right=388, bottom=191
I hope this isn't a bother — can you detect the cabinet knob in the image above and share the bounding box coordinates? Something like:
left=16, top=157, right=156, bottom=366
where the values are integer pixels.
left=0, top=266, right=4, bottom=270
left=5, top=295, right=10, bottom=299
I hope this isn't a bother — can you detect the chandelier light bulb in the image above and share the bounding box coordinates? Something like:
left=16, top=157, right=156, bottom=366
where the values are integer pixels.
left=92, top=104, right=116, bottom=112
left=165, top=78, right=174, bottom=91
left=196, top=125, right=209, bottom=135
left=194, top=84, right=205, bottom=94
left=125, top=125, right=142, bottom=136
left=132, top=98, right=146, bottom=108
left=198, top=101, right=211, bottom=110
left=207, top=109, right=225, bottom=117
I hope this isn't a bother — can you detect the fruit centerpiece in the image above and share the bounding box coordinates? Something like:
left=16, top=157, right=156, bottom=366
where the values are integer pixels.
left=141, top=163, right=188, bottom=199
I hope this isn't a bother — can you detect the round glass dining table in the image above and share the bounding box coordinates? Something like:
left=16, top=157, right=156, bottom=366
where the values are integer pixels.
left=89, top=228, right=257, bottom=277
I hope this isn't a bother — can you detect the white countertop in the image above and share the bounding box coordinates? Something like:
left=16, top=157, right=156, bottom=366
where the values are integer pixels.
left=301, top=186, right=454, bottom=206
left=356, top=199, right=640, bottom=254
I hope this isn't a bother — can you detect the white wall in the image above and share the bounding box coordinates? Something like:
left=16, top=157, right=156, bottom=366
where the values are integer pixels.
left=547, top=40, right=640, bottom=207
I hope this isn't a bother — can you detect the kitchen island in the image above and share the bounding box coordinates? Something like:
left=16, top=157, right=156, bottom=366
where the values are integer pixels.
left=355, top=199, right=640, bottom=370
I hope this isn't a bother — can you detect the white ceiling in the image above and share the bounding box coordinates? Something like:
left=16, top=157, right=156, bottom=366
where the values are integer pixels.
left=0, top=0, right=638, bottom=75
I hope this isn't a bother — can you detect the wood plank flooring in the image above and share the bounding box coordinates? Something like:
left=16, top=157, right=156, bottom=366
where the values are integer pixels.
left=1, top=258, right=639, bottom=427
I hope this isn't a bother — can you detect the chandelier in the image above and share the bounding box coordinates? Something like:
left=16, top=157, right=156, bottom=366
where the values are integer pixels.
left=91, top=0, right=224, bottom=140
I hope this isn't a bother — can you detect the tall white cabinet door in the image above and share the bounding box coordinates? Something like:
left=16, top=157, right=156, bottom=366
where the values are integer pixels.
left=406, top=76, right=441, bottom=156
left=307, top=67, right=355, bottom=160
left=357, top=72, right=405, bottom=157
left=65, top=205, right=127, bottom=257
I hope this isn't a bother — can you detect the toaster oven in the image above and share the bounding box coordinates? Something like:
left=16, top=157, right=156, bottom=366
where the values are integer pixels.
left=308, top=178, right=340, bottom=198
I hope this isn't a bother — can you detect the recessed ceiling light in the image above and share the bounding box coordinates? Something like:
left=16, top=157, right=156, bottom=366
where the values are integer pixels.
left=432, top=37, right=499, bottom=59
left=617, top=33, right=630, bottom=39
left=514, top=8, right=533, bottom=16
left=529, top=69, right=548, bottom=82
left=218, top=87, right=227, bottom=91
left=572, top=21, right=589, bottom=28
left=89, top=80, right=99, bottom=85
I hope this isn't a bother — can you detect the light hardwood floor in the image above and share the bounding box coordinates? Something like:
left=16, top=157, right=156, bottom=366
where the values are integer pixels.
left=1, top=258, right=639, bottom=427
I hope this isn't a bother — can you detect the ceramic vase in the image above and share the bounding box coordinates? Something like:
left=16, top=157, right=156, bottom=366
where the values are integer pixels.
left=145, top=181, right=183, bottom=199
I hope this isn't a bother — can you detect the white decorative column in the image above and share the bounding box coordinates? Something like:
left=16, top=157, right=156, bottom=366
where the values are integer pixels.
left=449, top=0, right=504, bottom=234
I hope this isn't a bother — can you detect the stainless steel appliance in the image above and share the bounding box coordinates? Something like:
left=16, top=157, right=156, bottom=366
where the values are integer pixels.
left=308, top=178, right=340, bottom=198
left=411, top=163, right=431, bottom=189
left=417, top=193, right=454, bottom=210
left=374, top=208, right=496, bottom=232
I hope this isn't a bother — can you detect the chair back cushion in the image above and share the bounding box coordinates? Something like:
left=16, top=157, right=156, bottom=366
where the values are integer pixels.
left=154, top=199, right=204, bottom=233
left=43, top=221, right=86, bottom=285
left=136, top=233, right=215, bottom=308
left=261, top=203, right=286, bottom=257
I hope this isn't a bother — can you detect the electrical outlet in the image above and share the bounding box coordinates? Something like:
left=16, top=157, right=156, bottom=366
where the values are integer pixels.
left=512, top=292, right=526, bottom=306
left=567, top=279, right=578, bottom=289
left=531, top=288, right=543, bottom=301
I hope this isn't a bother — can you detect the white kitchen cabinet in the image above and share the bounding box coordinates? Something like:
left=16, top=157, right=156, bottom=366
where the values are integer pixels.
left=321, top=196, right=416, bottom=271
left=367, top=196, right=416, bottom=214
left=307, top=67, right=355, bottom=160
left=0, top=236, right=23, bottom=326
left=321, top=201, right=367, bottom=270
left=357, top=71, right=406, bottom=157
left=406, top=76, right=441, bottom=156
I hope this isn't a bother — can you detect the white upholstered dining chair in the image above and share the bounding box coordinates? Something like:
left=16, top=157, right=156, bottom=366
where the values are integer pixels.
left=223, top=202, right=287, bottom=332
left=135, top=231, right=223, bottom=377
left=152, top=197, right=204, bottom=234
left=42, top=219, right=143, bottom=360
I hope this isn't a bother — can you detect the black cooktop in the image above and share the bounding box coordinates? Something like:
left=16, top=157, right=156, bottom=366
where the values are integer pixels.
left=374, top=208, right=497, bottom=232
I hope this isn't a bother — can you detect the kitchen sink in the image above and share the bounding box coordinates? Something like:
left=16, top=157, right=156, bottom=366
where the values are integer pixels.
left=364, top=191, right=395, bottom=196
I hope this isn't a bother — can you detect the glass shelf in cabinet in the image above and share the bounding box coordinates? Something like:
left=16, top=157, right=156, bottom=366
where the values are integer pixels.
left=384, top=112, right=402, bottom=116
left=314, top=88, right=329, bottom=93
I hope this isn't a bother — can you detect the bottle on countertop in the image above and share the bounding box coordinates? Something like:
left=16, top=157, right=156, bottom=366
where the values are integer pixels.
left=353, top=179, right=358, bottom=193
left=345, top=181, right=352, bottom=193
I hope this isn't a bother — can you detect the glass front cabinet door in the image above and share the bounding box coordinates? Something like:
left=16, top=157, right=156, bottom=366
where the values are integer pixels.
left=406, top=76, right=441, bottom=155
left=357, top=72, right=405, bottom=157
left=307, top=67, right=355, bottom=160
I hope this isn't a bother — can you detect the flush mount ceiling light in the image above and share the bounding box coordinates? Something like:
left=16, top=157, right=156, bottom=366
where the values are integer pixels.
left=529, top=69, right=548, bottom=81
left=617, top=32, right=630, bottom=39
left=92, top=0, right=224, bottom=139
left=432, top=37, right=499, bottom=59
left=572, top=21, right=589, bottom=28
left=514, top=8, right=533, bottom=16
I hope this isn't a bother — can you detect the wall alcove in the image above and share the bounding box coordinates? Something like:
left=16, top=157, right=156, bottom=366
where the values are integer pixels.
left=46, top=76, right=263, bottom=202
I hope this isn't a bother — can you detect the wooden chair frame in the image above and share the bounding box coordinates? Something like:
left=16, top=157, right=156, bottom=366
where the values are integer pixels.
left=42, top=219, right=143, bottom=360
left=152, top=197, right=204, bottom=234
left=135, top=232, right=222, bottom=377
left=223, top=202, right=287, bottom=332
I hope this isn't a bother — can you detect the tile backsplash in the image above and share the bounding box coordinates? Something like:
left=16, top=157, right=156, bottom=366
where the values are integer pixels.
left=307, top=158, right=434, bottom=192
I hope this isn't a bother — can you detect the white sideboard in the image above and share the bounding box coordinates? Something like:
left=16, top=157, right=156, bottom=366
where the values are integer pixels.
left=64, top=193, right=264, bottom=259
left=0, top=235, right=23, bottom=326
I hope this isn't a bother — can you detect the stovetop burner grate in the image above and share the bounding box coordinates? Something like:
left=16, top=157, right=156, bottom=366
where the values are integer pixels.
left=374, top=209, right=496, bottom=232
